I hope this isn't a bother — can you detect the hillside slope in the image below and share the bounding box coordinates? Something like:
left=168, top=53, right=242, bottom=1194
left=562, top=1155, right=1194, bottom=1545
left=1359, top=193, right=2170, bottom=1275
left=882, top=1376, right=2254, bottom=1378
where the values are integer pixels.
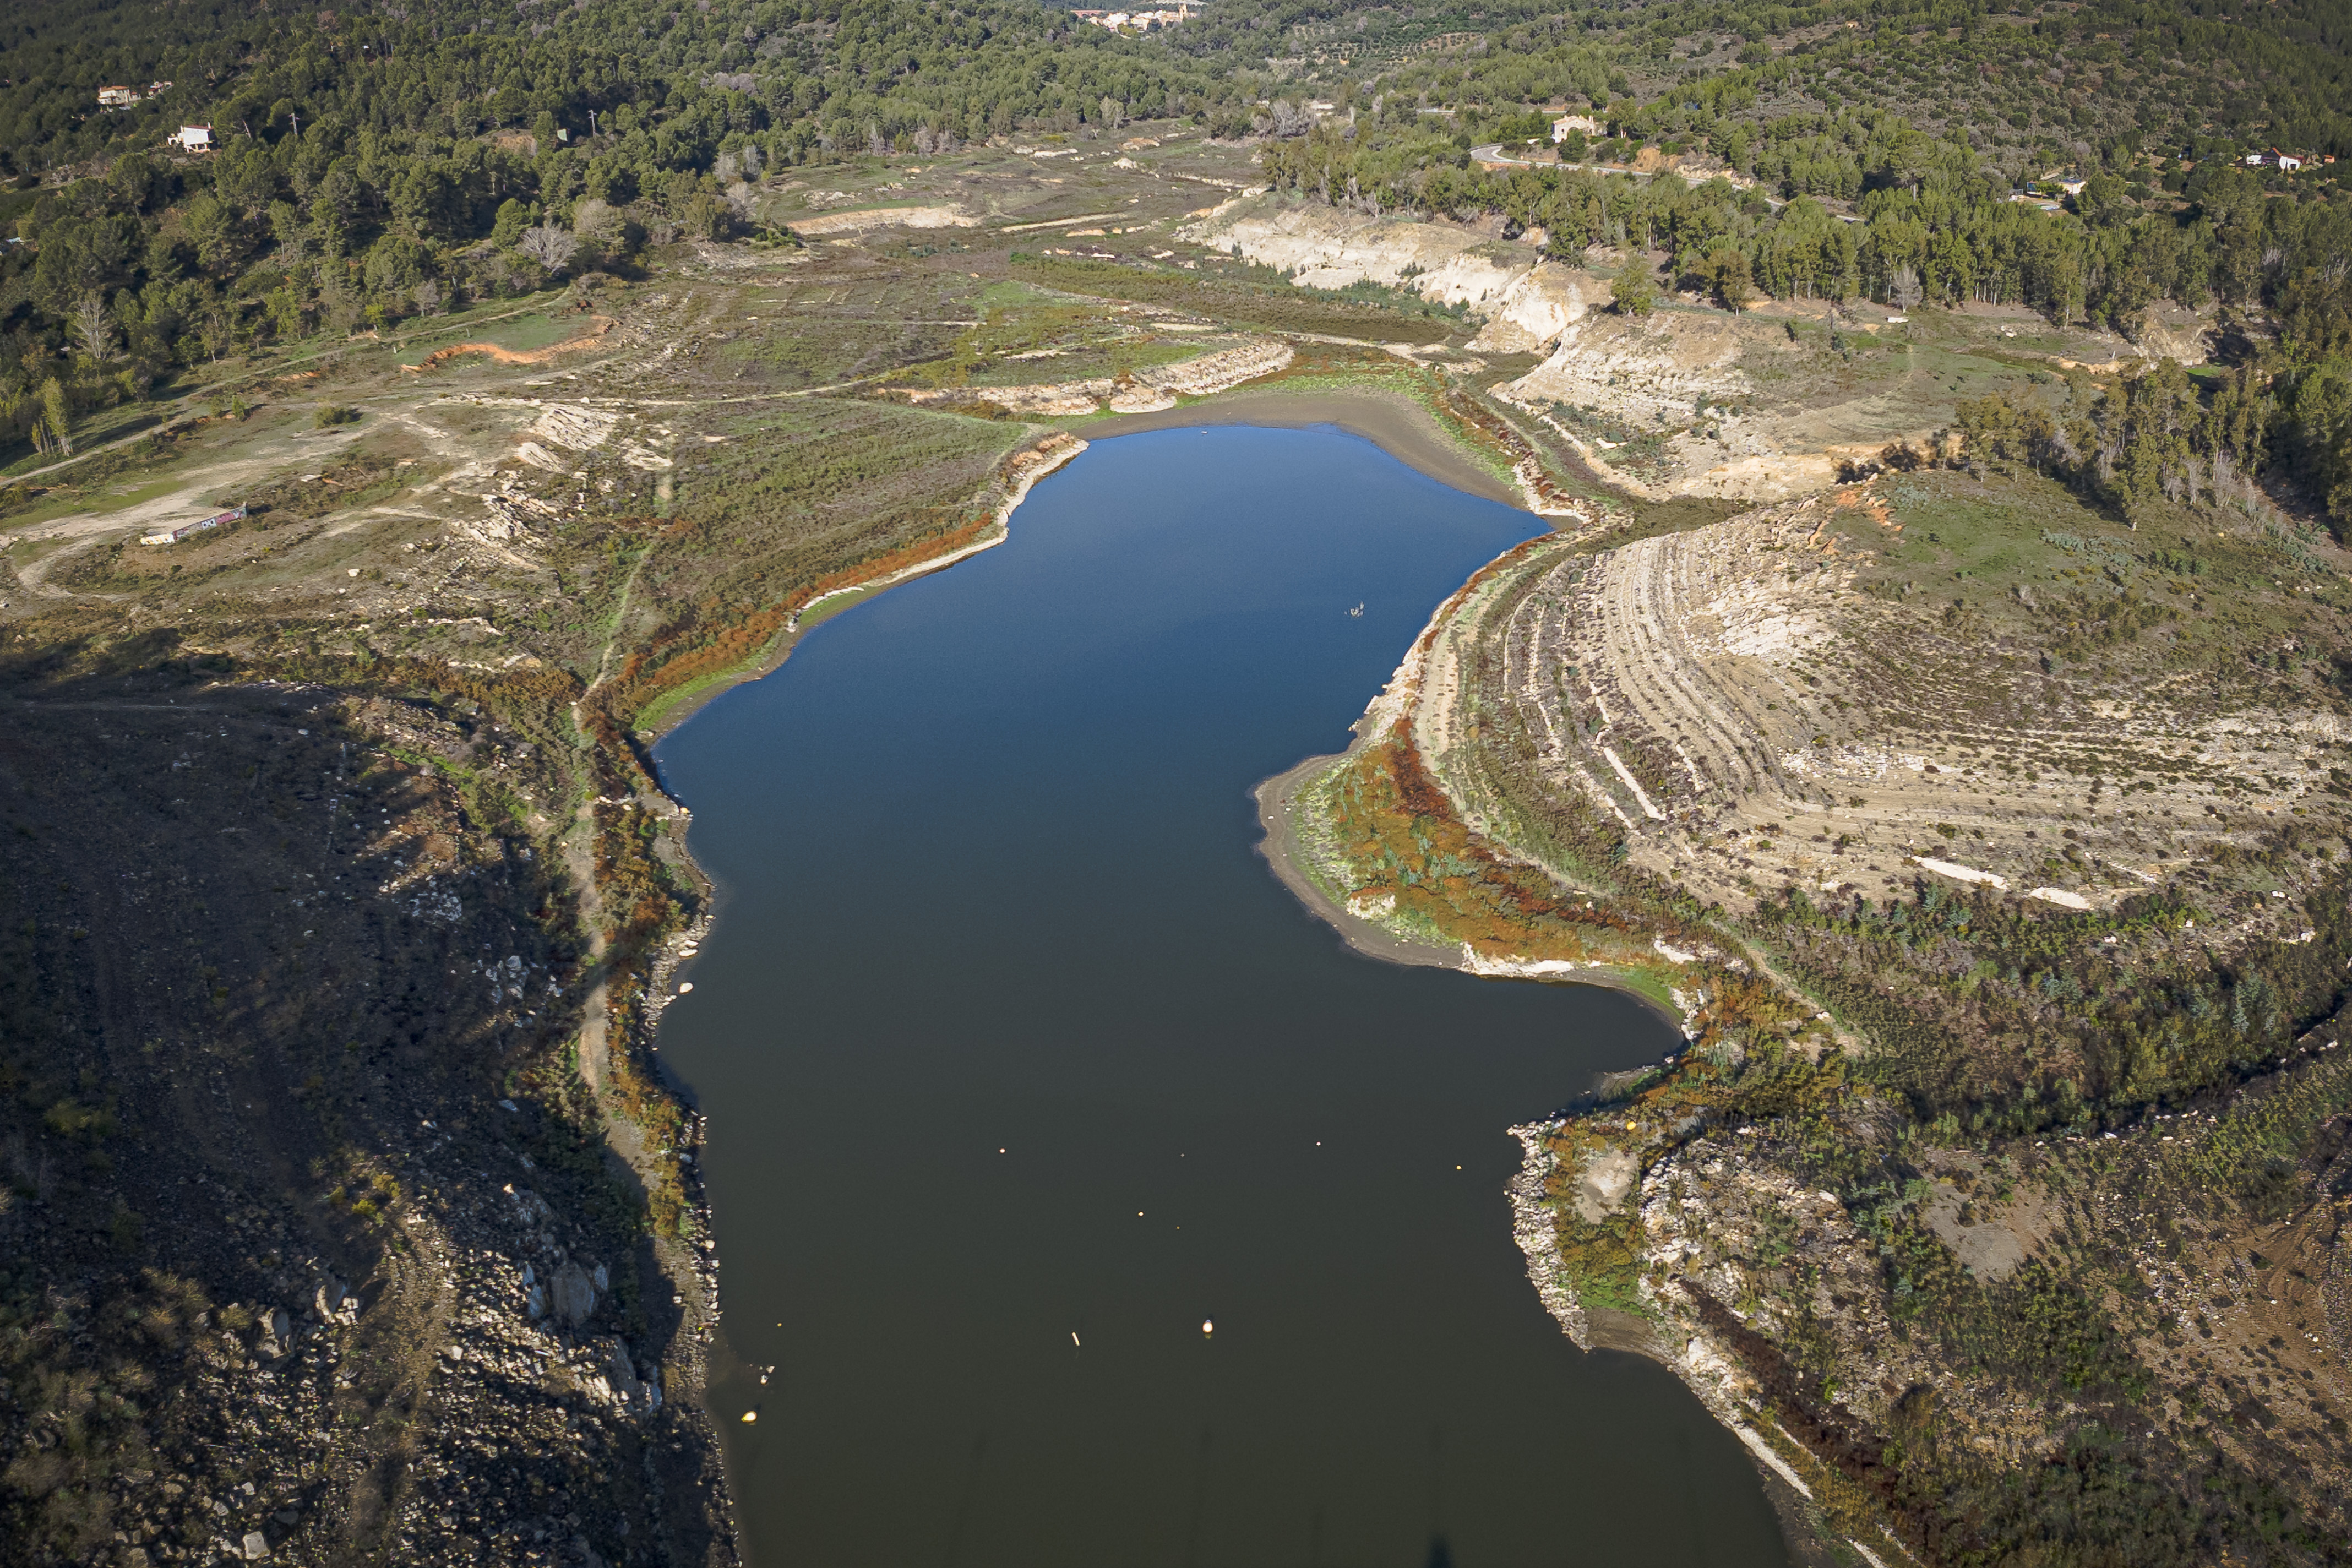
left=1277, top=460, right=2352, bottom=1564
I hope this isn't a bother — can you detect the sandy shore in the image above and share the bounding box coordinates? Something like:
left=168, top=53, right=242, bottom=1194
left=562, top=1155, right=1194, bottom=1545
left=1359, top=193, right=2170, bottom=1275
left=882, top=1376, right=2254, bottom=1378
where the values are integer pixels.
left=1251, top=750, right=1470, bottom=973
left=1080, top=384, right=1523, bottom=510
left=1253, top=718, right=1685, bottom=1036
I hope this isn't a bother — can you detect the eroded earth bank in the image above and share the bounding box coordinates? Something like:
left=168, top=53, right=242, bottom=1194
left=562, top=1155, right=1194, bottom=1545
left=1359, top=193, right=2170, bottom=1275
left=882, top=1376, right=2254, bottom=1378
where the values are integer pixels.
left=1273, top=460, right=2352, bottom=1566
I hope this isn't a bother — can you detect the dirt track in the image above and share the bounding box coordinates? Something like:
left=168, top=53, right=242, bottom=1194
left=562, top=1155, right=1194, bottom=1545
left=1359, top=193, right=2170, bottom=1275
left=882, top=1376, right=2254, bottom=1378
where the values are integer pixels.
left=400, top=315, right=617, bottom=372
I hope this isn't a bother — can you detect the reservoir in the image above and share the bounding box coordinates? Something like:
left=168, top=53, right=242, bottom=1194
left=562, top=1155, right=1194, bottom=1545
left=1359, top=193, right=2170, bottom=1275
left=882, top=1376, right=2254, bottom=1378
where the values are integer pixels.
left=651, top=425, right=1787, bottom=1567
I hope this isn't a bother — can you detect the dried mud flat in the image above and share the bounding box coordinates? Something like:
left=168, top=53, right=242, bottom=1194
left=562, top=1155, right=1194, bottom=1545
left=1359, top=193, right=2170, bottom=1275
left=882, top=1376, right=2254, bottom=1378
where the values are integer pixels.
left=1084, top=383, right=1523, bottom=507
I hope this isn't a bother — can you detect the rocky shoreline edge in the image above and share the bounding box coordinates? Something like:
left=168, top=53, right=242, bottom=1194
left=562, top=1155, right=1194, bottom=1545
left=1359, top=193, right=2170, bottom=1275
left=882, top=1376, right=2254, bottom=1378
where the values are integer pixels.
left=1253, top=572, right=1867, bottom=1568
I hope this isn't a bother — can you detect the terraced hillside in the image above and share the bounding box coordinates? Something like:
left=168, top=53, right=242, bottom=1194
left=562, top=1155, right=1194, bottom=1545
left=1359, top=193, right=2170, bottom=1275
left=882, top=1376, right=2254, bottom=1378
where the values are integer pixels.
left=1276, top=434, right=2352, bottom=1564
left=1463, top=474, right=2346, bottom=923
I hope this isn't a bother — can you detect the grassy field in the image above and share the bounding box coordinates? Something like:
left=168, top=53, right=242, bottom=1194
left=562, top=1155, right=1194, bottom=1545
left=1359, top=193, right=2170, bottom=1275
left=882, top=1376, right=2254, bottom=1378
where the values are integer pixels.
left=1012, top=254, right=1463, bottom=341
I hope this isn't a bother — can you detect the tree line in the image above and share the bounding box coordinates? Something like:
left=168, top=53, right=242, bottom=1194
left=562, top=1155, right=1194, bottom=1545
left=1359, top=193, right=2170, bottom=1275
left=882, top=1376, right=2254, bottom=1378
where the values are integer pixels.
left=0, top=0, right=1255, bottom=456
left=2, top=0, right=2350, bottom=468
left=1265, top=103, right=2350, bottom=326
left=1956, top=274, right=2352, bottom=533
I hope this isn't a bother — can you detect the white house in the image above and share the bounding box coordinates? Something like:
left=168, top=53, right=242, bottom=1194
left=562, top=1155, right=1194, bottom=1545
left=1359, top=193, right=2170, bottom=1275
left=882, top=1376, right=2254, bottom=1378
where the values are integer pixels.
left=168, top=124, right=215, bottom=153
left=1552, top=113, right=1604, bottom=143
left=97, top=85, right=139, bottom=108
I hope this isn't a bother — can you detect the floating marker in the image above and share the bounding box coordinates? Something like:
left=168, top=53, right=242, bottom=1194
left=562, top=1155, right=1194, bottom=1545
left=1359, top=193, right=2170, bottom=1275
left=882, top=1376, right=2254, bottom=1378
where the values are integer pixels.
left=1201, top=1317, right=1214, bottom=1339
left=678, top=982, right=694, bottom=995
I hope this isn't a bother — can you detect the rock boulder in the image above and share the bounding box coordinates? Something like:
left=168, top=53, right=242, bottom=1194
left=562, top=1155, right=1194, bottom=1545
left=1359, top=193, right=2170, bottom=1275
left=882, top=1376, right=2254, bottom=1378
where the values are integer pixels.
left=548, top=1261, right=597, bottom=1326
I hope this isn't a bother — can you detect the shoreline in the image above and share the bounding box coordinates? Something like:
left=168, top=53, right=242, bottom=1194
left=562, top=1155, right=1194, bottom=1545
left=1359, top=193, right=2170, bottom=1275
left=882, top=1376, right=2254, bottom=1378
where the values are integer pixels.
left=636, top=435, right=1088, bottom=742
left=633, top=394, right=1642, bottom=1553
left=621, top=433, right=1089, bottom=1544
left=1246, top=536, right=1686, bottom=1036
left=1255, top=713, right=1837, bottom=1560
left=1250, top=734, right=1688, bottom=1039
left=1250, top=749, right=1473, bottom=974
left=1076, top=383, right=1525, bottom=510
left=640, top=402, right=1814, bottom=1562
left=1506, top=1125, right=1861, bottom=1568
left=782, top=434, right=1087, bottom=634
left=642, top=368, right=1602, bottom=749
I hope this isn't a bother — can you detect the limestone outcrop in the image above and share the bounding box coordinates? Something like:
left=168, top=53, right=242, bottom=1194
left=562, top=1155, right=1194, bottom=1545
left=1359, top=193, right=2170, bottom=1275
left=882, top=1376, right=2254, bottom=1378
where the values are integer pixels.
left=1182, top=197, right=1612, bottom=341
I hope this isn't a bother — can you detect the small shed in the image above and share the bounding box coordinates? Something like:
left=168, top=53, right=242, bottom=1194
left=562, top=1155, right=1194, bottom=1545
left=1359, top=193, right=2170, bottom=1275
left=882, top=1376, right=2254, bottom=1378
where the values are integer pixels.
left=139, top=505, right=245, bottom=546
left=168, top=124, right=215, bottom=153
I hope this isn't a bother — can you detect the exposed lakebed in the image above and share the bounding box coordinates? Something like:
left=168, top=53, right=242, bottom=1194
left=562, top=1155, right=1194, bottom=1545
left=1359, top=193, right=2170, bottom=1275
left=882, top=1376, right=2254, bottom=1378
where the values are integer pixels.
left=651, top=426, right=1785, bottom=1567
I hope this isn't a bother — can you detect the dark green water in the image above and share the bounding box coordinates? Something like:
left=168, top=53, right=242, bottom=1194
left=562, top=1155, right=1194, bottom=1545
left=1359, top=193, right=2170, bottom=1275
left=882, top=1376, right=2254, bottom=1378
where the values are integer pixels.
left=651, top=427, right=1786, bottom=1568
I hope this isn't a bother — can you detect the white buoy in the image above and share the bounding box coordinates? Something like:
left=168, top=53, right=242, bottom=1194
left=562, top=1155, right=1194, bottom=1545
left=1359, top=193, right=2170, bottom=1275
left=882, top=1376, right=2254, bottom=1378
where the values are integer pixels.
left=1201, top=1317, right=1214, bottom=1339
left=678, top=982, right=693, bottom=995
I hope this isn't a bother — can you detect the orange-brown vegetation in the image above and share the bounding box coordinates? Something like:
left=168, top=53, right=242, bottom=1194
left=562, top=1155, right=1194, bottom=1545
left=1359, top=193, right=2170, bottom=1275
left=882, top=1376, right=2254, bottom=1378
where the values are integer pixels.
left=400, top=317, right=617, bottom=373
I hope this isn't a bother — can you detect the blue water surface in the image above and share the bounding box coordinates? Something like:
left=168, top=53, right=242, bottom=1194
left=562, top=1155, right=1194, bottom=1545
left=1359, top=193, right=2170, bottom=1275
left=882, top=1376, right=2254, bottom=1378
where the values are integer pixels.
left=652, top=426, right=1787, bottom=1568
